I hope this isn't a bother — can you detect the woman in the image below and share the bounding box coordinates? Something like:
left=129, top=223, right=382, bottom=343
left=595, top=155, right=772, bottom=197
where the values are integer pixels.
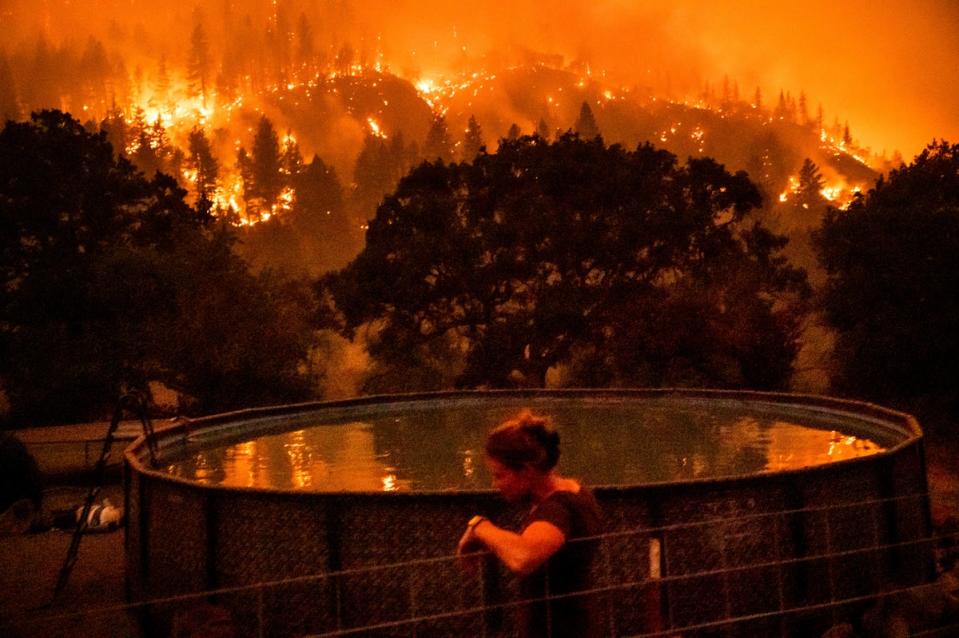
left=457, top=410, right=604, bottom=638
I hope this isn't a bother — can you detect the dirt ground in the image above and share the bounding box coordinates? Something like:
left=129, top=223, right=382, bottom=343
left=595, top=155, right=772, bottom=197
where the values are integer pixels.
left=0, top=484, right=128, bottom=637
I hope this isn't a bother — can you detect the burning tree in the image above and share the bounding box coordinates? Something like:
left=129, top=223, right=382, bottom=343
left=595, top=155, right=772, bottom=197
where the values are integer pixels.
left=323, top=134, right=810, bottom=392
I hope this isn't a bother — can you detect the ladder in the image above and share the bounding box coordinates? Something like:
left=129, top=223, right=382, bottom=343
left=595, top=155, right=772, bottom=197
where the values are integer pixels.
left=51, top=391, right=158, bottom=601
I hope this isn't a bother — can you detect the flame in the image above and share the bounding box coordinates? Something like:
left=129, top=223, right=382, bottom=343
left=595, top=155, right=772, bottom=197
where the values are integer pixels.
left=367, top=117, right=387, bottom=139
left=42, top=39, right=885, bottom=231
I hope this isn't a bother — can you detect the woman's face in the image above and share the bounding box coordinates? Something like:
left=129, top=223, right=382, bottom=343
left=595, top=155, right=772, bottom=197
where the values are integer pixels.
left=486, top=456, right=533, bottom=502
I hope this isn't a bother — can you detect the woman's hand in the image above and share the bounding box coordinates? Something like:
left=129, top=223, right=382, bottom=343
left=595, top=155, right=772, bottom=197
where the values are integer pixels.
left=457, top=520, right=486, bottom=575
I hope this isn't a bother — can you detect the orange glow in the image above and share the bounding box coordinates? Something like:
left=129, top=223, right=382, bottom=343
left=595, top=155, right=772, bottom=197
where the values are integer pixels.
left=5, top=0, right=957, bottom=231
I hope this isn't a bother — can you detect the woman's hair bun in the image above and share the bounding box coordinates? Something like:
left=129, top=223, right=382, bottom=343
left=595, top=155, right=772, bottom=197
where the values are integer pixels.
left=485, top=409, right=560, bottom=471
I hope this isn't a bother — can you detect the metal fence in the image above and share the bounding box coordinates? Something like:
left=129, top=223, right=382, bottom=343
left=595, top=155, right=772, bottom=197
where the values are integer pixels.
left=5, top=492, right=956, bottom=638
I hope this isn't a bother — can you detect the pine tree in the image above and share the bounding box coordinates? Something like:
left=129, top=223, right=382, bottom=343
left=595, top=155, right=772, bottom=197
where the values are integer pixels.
left=281, top=131, right=303, bottom=186
left=78, top=37, right=110, bottom=114
left=574, top=101, right=600, bottom=140
left=785, top=92, right=797, bottom=122
left=753, top=86, right=762, bottom=111
left=795, top=158, right=826, bottom=213
left=236, top=147, right=255, bottom=220
left=843, top=121, right=852, bottom=146
left=816, top=104, right=824, bottom=133
left=388, top=131, right=414, bottom=182
left=154, top=56, right=171, bottom=110
left=188, top=126, right=219, bottom=201
left=701, top=80, right=713, bottom=105
left=131, top=64, right=144, bottom=105
left=251, top=116, right=283, bottom=211
left=536, top=118, right=550, bottom=141
left=353, top=133, right=392, bottom=214
left=721, top=75, right=732, bottom=110
left=26, top=35, right=59, bottom=110
left=127, top=107, right=147, bottom=155
left=462, top=115, right=485, bottom=161
left=0, top=52, right=20, bottom=122
left=507, top=123, right=521, bottom=141
left=423, top=115, right=453, bottom=162
left=336, top=43, right=354, bottom=74
left=99, top=108, right=128, bottom=157
left=187, top=15, right=212, bottom=105
left=798, top=92, right=809, bottom=127
left=293, top=154, right=346, bottom=239
left=132, top=126, right=160, bottom=177
left=296, top=13, right=315, bottom=76
left=774, top=90, right=787, bottom=120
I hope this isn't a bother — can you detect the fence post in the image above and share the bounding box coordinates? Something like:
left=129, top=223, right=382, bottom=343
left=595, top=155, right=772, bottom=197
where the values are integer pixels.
left=257, top=586, right=265, bottom=638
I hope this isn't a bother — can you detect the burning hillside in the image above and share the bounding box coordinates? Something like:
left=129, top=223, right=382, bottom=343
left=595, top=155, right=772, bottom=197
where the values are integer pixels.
left=2, top=0, right=955, bottom=273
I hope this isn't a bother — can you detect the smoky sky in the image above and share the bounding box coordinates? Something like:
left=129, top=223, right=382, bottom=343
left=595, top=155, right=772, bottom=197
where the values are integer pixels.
left=3, top=0, right=957, bottom=157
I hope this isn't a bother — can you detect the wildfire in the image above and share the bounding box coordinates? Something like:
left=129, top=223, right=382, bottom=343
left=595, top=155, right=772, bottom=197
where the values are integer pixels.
left=367, top=117, right=387, bottom=139
left=32, top=33, right=885, bottom=233
left=778, top=174, right=862, bottom=210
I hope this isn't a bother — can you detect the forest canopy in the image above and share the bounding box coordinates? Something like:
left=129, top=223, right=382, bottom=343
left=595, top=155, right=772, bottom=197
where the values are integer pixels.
left=323, top=134, right=811, bottom=393
left=0, top=111, right=318, bottom=424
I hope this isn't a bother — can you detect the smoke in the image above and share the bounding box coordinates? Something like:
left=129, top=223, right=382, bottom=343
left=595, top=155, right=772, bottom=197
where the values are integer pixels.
left=352, top=0, right=959, bottom=157
left=3, top=0, right=956, bottom=157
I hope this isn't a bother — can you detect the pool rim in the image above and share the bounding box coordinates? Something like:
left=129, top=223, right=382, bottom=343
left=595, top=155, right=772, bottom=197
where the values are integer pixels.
left=124, top=388, right=924, bottom=497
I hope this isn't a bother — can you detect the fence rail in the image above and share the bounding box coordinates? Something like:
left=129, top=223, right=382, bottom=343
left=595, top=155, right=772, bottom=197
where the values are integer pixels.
left=4, top=491, right=955, bottom=637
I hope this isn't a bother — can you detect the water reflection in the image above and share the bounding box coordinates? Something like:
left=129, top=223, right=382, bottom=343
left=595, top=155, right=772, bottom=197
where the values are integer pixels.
left=164, top=401, right=885, bottom=492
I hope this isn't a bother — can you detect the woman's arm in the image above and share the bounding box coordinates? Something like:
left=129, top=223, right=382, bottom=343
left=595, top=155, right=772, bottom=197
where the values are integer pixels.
left=459, top=519, right=565, bottom=576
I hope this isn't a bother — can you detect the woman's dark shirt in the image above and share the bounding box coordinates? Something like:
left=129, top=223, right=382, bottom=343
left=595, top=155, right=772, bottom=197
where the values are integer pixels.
left=518, top=487, right=604, bottom=638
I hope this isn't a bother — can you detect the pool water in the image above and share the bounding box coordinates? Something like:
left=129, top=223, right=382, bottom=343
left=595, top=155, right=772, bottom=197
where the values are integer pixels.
left=163, top=398, right=884, bottom=492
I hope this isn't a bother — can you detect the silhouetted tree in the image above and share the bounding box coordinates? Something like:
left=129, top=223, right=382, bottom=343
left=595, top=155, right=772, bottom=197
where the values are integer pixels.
left=236, top=147, right=255, bottom=220
left=814, top=141, right=959, bottom=416
left=292, top=155, right=354, bottom=272
left=296, top=13, right=315, bottom=75
left=293, top=155, right=345, bottom=236
left=153, top=56, right=171, bottom=109
left=99, top=108, right=127, bottom=156
left=573, top=101, right=600, bottom=139
left=795, top=158, right=825, bottom=211
left=0, top=53, right=21, bottom=122
left=352, top=133, right=392, bottom=216
left=842, top=121, right=852, bottom=146
left=462, top=114, right=484, bottom=161
left=423, top=115, right=453, bottom=162
left=721, top=75, right=733, bottom=111
left=187, top=15, right=212, bottom=104
left=536, top=118, right=551, bottom=141
left=774, top=90, right=787, bottom=120
left=507, top=123, right=521, bottom=141
left=130, top=115, right=165, bottom=177
left=335, top=42, right=354, bottom=74
left=281, top=131, right=303, bottom=186
left=269, top=7, right=293, bottom=83
left=324, top=135, right=809, bottom=391
left=251, top=115, right=283, bottom=212
left=798, top=92, right=810, bottom=127
left=77, top=37, right=110, bottom=115
left=0, top=111, right=317, bottom=423
left=387, top=131, right=416, bottom=181
left=188, top=126, right=219, bottom=201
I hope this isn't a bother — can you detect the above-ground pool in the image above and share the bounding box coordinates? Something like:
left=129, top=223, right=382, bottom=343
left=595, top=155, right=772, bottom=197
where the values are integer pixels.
left=125, top=389, right=932, bottom=637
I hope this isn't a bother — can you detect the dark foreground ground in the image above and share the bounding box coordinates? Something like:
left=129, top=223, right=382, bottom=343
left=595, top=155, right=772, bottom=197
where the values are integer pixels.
left=1, top=424, right=957, bottom=637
